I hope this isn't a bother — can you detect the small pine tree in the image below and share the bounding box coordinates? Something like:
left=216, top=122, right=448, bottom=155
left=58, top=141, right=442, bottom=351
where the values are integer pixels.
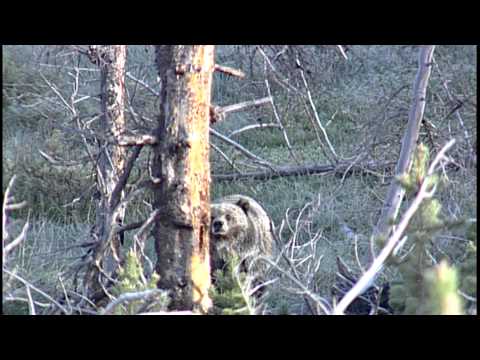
left=209, top=254, right=257, bottom=315
left=423, top=260, right=463, bottom=315
left=387, top=143, right=466, bottom=315
left=110, top=249, right=168, bottom=315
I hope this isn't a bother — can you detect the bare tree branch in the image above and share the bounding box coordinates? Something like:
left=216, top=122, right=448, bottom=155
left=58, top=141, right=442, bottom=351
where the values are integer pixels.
left=117, top=134, right=159, bottom=146
left=2, top=175, right=17, bottom=243
left=109, top=145, right=143, bottom=210
left=336, top=45, right=349, bottom=60
left=210, top=143, right=243, bottom=174
left=221, top=97, right=272, bottom=114
left=39, top=72, right=75, bottom=115
left=3, top=268, right=69, bottom=314
left=296, top=55, right=338, bottom=161
left=214, top=64, right=245, bottom=78
left=210, top=97, right=273, bottom=124
left=116, top=220, right=145, bottom=235
left=258, top=256, right=331, bottom=315
left=229, top=123, right=280, bottom=137
left=25, top=285, right=36, bottom=315
left=126, top=71, right=160, bottom=97
left=38, top=149, right=87, bottom=167
left=210, top=128, right=273, bottom=168
left=4, top=296, right=51, bottom=308
left=3, top=221, right=29, bottom=262
left=3, top=176, right=30, bottom=263
left=263, top=66, right=300, bottom=164
left=101, top=288, right=167, bottom=315
left=256, top=46, right=302, bottom=95
left=4, top=201, right=27, bottom=211
left=132, top=209, right=160, bottom=271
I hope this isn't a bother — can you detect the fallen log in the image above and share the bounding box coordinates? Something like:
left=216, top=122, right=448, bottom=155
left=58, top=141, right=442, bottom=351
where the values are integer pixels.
left=212, top=161, right=395, bottom=182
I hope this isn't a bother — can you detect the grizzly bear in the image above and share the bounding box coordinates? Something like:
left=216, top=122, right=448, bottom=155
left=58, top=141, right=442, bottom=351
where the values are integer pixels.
left=210, top=194, right=274, bottom=278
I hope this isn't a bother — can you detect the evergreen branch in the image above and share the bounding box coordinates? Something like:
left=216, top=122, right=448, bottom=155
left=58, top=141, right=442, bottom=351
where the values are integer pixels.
left=333, top=139, right=456, bottom=315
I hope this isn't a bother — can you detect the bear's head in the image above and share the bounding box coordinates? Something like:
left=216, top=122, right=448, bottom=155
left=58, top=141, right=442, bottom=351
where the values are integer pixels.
left=210, top=201, right=250, bottom=273
left=210, top=202, right=249, bottom=240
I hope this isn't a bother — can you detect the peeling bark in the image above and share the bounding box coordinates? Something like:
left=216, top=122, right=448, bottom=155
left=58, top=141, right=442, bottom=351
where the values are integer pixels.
left=153, top=45, right=214, bottom=313
left=83, top=45, right=128, bottom=300
left=99, top=45, right=127, bottom=261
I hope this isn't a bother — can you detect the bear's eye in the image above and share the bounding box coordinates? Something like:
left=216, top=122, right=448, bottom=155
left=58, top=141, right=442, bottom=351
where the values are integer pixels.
left=225, top=214, right=232, bottom=221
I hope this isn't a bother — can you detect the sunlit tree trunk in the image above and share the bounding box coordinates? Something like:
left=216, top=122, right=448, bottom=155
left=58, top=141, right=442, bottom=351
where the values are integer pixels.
left=153, top=45, right=215, bottom=313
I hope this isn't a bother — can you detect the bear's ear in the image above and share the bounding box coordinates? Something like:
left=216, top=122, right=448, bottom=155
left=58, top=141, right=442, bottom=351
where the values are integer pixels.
left=236, top=198, right=250, bottom=214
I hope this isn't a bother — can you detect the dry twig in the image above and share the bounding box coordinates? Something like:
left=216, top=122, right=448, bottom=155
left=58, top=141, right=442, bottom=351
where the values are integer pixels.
left=101, top=288, right=167, bottom=315
left=295, top=55, right=338, bottom=161
left=210, top=128, right=273, bottom=168
left=3, top=268, right=69, bottom=314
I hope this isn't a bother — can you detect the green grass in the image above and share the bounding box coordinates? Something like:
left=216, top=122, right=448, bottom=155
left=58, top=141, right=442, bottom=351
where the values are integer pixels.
left=3, top=45, right=476, bottom=314
left=3, top=219, right=90, bottom=314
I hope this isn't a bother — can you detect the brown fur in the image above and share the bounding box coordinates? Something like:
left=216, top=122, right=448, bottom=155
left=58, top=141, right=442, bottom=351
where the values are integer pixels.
left=210, top=194, right=274, bottom=277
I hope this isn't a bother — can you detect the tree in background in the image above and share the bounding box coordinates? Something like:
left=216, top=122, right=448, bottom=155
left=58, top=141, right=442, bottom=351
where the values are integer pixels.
left=82, top=45, right=129, bottom=302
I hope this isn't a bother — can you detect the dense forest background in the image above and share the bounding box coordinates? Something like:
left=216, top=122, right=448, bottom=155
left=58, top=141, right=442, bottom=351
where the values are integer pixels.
left=2, top=45, right=477, bottom=315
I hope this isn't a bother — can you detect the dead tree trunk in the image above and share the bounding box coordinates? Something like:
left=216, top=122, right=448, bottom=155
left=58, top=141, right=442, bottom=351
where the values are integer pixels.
left=83, top=45, right=128, bottom=301
left=153, top=45, right=215, bottom=313
left=375, top=45, right=436, bottom=238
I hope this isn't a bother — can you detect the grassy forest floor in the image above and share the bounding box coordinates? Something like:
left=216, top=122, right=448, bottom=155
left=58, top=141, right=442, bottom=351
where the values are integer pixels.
left=2, top=45, right=477, bottom=314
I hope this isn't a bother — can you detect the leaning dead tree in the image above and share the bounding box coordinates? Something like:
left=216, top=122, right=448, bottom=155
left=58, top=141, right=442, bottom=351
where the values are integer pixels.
left=83, top=45, right=129, bottom=302
left=153, top=45, right=215, bottom=313
left=375, top=45, right=436, bottom=238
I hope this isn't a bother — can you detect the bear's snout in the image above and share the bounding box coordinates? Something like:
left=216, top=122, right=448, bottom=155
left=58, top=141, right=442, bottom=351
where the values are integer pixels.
left=212, top=219, right=224, bottom=234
